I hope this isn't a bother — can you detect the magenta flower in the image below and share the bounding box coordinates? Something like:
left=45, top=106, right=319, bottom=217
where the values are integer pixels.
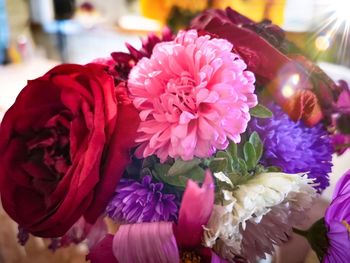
left=324, top=169, right=350, bottom=262
left=334, top=81, right=350, bottom=114
left=332, top=134, right=350, bottom=155
left=128, top=29, right=257, bottom=162
left=87, top=171, right=228, bottom=262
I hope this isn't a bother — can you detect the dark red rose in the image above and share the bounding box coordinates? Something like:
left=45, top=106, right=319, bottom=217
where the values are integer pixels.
left=0, top=63, right=140, bottom=237
left=191, top=7, right=327, bottom=126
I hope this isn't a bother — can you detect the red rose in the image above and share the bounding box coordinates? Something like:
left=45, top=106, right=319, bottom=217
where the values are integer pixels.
left=191, top=8, right=325, bottom=126
left=0, top=64, right=140, bottom=237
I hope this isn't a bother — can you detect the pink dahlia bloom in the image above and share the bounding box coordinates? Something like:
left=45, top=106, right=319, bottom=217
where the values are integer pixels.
left=128, top=30, right=257, bottom=161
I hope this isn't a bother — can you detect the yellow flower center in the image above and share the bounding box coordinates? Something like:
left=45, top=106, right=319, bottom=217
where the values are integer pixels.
left=342, top=220, right=350, bottom=233
left=180, top=251, right=202, bottom=263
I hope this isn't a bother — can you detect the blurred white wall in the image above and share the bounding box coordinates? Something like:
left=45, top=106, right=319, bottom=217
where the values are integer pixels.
left=28, top=0, right=54, bottom=24
left=283, top=0, right=315, bottom=31
left=75, top=0, right=129, bottom=22
left=28, top=0, right=129, bottom=25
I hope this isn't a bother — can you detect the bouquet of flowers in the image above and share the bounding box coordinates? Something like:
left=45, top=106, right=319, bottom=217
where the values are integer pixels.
left=0, top=7, right=349, bottom=263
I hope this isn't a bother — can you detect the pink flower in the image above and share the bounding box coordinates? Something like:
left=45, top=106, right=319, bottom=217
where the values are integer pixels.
left=128, top=30, right=257, bottom=162
left=87, top=171, right=228, bottom=263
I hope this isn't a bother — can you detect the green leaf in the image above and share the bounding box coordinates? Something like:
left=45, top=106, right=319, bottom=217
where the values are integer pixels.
left=227, top=142, right=238, bottom=158
left=294, top=218, right=329, bottom=262
left=266, top=166, right=282, bottom=172
left=307, top=218, right=329, bottom=262
left=216, top=151, right=233, bottom=172
left=187, top=166, right=205, bottom=182
left=142, top=155, right=158, bottom=169
left=249, top=132, right=263, bottom=163
left=237, top=157, right=247, bottom=175
left=153, top=163, right=188, bottom=188
left=249, top=104, right=273, bottom=118
left=153, top=159, right=205, bottom=188
left=227, top=171, right=252, bottom=186
left=209, top=157, right=228, bottom=173
left=168, top=158, right=201, bottom=177
left=230, top=155, right=240, bottom=174
left=254, top=164, right=267, bottom=174
left=153, top=163, right=171, bottom=178
left=243, top=142, right=256, bottom=170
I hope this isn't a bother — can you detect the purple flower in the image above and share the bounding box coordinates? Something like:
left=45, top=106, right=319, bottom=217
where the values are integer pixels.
left=323, top=170, right=350, bottom=262
left=106, top=176, right=178, bottom=223
left=249, top=104, right=333, bottom=191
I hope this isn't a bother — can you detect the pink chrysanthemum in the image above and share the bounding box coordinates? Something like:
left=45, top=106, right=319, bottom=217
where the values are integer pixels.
left=128, top=30, right=257, bottom=161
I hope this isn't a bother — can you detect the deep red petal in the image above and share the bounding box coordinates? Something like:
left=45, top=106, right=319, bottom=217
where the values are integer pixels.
left=87, top=234, right=118, bottom=263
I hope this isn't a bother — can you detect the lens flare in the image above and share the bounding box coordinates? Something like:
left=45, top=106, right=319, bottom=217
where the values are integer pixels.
left=309, top=1, right=350, bottom=64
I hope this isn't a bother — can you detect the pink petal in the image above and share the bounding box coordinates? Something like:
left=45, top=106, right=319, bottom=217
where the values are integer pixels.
left=337, top=90, right=350, bottom=112
left=174, top=170, right=215, bottom=248
left=129, top=30, right=256, bottom=161
left=179, top=111, right=196, bottom=125
left=113, top=222, right=179, bottom=263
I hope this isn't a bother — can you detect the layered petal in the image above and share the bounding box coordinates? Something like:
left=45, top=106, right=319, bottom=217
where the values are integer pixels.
left=204, top=172, right=316, bottom=262
left=174, top=170, right=215, bottom=248
left=129, top=29, right=257, bottom=162
left=113, top=222, right=179, bottom=263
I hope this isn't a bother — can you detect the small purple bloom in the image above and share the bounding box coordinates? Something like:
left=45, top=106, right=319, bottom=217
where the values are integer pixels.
left=249, top=104, right=333, bottom=191
left=106, top=176, right=178, bottom=223
left=323, top=169, right=350, bottom=262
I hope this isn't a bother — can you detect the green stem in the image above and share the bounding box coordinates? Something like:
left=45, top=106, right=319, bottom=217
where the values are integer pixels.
left=335, top=143, right=350, bottom=150
left=292, top=227, right=309, bottom=238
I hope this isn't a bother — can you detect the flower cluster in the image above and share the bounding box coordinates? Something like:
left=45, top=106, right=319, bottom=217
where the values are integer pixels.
left=0, top=6, right=349, bottom=263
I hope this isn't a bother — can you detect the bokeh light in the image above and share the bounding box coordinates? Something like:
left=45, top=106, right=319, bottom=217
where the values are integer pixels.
left=281, top=73, right=300, bottom=98
left=315, top=34, right=331, bottom=51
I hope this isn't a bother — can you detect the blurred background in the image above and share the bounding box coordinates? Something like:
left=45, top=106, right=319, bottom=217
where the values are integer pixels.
left=1, top=0, right=350, bottom=65
left=0, top=0, right=350, bottom=263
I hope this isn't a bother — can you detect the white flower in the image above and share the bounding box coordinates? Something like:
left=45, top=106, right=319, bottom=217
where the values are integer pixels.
left=203, top=172, right=317, bottom=263
left=214, top=171, right=234, bottom=187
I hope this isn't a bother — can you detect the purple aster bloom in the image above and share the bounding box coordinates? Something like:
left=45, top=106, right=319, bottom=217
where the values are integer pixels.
left=324, top=169, right=350, bottom=262
left=249, top=104, right=333, bottom=191
left=106, top=176, right=178, bottom=223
